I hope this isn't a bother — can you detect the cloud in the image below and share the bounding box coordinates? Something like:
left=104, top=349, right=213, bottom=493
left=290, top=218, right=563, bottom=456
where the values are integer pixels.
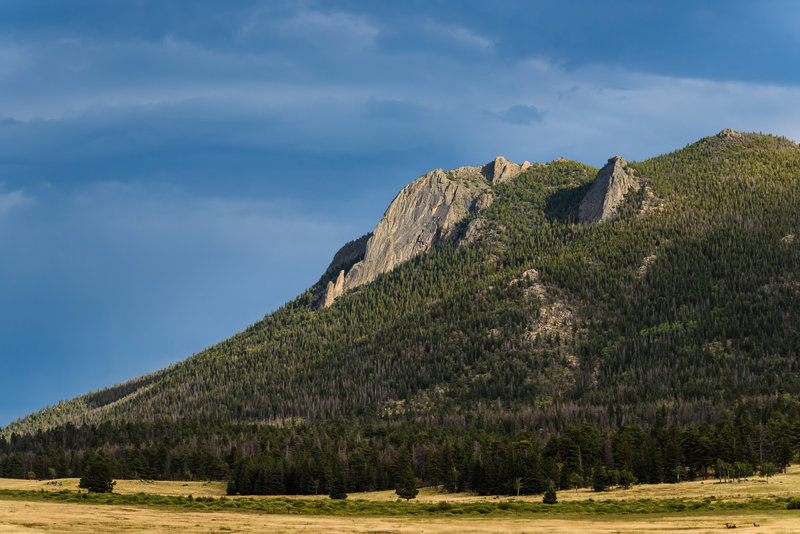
left=493, top=104, right=545, bottom=125
left=365, top=97, right=427, bottom=120
left=290, top=10, right=379, bottom=47
left=422, top=21, right=493, bottom=50
left=238, top=7, right=379, bottom=53
left=0, top=186, right=32, bottom=214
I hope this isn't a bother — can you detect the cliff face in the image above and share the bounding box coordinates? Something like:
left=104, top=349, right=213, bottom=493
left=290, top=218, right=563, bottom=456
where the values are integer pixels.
left=320, top=156, right=529, bottom=307
left=578, top=156, right=640, bottom=224
left=323, top=233, right=371, bottom=277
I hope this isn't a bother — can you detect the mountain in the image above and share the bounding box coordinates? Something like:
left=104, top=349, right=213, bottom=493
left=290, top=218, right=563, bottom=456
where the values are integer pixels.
left=6, top=129, right=800, bottom=436
left=2, top=130, right=800, bottom=492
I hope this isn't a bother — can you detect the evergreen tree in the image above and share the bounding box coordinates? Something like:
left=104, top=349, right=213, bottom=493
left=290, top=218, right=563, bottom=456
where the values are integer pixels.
left=542, top=483, right=557, bottom=504
left=567, top=472, right=583, bottom=493
left=395, top=467, right=419, bottom=501
left=79, top=459, right=115, bottom=493
left=617, top=468, right=636, bottom=489
left=591, top=465, right=608, bottom=492
left=329, top=465, right=347, bottom=500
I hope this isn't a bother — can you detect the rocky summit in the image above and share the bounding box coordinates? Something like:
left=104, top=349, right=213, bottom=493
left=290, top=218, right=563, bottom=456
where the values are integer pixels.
left=320, top=156, right=531, bottom=307
left=320, top=152, right=642, bottom=307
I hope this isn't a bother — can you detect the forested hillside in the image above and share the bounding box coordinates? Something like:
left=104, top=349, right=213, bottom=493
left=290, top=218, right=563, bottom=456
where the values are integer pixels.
left=2, top=131, right=799, bottom=493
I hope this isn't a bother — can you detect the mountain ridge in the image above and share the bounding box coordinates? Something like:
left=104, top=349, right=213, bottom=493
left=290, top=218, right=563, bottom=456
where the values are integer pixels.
left=3, top=130, right=800, bottom=440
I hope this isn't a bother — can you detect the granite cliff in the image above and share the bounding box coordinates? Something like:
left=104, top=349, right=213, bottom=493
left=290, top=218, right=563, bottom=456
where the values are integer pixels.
left=320, top=156, right=530, bottom=307
left=578, top=156, right=640, bottom=224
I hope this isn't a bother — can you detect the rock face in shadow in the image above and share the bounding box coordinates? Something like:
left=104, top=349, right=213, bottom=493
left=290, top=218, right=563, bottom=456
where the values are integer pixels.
left=578, top=156, right=640, bottom=224
left=323, top=233, right=371, bottom=278
left=320, top=156, right=529, bottom=307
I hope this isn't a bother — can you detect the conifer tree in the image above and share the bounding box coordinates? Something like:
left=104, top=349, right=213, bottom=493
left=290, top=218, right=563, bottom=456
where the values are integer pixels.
left=395, top=467, right=419, bottom=501
left=329, top=463, right=347, bottom=500
left=542, top=483, right=557, bottom=504
left=79, top=459, right=115, bottom=493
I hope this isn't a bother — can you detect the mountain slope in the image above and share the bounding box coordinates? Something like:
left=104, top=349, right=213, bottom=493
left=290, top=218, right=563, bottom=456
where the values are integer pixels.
left=4, top=131, right=800, bottom=439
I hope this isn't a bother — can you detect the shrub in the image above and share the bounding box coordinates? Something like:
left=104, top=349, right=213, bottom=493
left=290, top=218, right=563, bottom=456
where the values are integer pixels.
left=543, top=483, right=558, bottom=504
left=436, top=501, right=452, bottom=511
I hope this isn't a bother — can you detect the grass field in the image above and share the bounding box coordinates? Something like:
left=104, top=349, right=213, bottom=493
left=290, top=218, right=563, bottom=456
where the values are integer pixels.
left=0, top=477, right=226, bottom=498
left=1, top=467, right=799, bottom=532
left=4, top=464, right=800, bottom=502
left=0, top=499, right=798, bottom=533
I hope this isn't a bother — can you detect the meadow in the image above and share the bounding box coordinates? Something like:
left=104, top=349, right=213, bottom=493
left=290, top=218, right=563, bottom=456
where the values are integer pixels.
left=1, top=466, right=800, bottom=532
left=4, top=465, right=800, bottom=503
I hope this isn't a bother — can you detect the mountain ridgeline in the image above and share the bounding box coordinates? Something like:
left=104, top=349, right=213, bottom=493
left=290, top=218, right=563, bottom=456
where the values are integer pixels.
left=2, top=130, right=800, bottom=491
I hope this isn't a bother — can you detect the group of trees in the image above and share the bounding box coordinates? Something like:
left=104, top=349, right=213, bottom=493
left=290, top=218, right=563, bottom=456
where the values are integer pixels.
left=3, top=402, right=799, bottom=497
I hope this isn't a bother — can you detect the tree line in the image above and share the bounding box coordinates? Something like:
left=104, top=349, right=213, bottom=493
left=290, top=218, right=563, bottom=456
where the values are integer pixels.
left=2, top=403, right=799, bottom=496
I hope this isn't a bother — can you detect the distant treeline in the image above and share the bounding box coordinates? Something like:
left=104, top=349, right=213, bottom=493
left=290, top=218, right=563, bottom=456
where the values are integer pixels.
left=2, top=403, right=798, bottom=496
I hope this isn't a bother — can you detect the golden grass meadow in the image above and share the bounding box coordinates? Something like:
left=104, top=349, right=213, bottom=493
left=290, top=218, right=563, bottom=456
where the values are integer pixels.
left=2, top=466, right=800, bottom=532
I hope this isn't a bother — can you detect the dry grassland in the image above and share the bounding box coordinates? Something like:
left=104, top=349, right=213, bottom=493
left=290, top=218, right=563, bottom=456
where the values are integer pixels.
left=0, top=499, right=798, bottom=534
left=0, top=478, right=226, bottom=498
left=2, top=467, right=800, bottom=532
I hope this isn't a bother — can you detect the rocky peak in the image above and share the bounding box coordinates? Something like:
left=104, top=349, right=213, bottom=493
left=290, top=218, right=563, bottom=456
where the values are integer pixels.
left=342, top=168, right=486, bottom=293
left=323, top=269, right=346, bottom=308
left=578, top=156, right=640, bottom=224
left=718, top=128, right=743, bottom=139
left=481, top=156, right=532, bottom=184
left=320, top=156, right=529, bottom=307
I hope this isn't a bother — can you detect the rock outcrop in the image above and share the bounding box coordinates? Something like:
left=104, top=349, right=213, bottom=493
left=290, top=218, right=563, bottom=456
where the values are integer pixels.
left=323, top=269, right=346, bottom=308
left=482, top=156, right=532, bottom=184
left=718, top=128, right=743, bottom=139
left=458, top=217, right=486, bottom=247
left=322, top=233, right=371, bottom=277
left=578, top=156, right=640, bottom=224
left=320, top=156, right=529, bottom=307
left=343, top=168, right=487, bottom=291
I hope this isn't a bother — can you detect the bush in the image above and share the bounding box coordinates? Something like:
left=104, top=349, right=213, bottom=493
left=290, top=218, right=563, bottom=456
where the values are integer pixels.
left=543, top=484, right=558, bottom=504
left=787, top=497, right=800, bottom=510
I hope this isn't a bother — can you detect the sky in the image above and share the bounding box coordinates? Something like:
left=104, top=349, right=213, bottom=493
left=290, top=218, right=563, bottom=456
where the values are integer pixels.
left=2, top=0, right=800, bottom=427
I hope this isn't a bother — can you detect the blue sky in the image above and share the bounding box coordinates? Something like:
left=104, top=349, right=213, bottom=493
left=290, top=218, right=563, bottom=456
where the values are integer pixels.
left=2, top=0, right=800, bottom=427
